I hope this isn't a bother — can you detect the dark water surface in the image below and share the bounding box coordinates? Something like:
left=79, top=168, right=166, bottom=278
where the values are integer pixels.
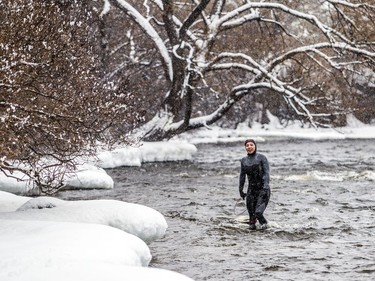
left=58, top=139, right=375, bottom=281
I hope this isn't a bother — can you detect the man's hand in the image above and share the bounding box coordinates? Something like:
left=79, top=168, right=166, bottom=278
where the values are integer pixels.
left=240, top=191, right=246, bottom=200
left=261, top=188, right=270, bottom=199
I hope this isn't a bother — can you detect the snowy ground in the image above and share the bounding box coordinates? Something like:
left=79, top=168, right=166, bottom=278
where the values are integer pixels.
left=0, top=191, right=193, bottom=281
left=1, top=114, right=374, bottom=281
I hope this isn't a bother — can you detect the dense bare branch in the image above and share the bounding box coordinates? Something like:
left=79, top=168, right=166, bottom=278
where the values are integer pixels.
left=68, top=0, right=375, bottom=142
left=1, top=0, right=142, bottom=193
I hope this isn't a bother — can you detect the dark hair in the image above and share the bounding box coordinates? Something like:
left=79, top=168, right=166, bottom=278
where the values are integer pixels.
left=244, top=139, right=256, bottom=146
left=244, top=139, right=257, bottom=154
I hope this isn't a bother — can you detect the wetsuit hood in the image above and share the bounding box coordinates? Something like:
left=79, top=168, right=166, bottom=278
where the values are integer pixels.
left=244, top=139, right=257, bottom=155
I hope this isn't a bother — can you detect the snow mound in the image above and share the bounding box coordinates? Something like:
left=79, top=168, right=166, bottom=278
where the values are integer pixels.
left=64, top=164, right=114, bottom=190
left=0, top=192, right=192, bottom=281
left=2, top=197, right=168, bottom=244
left=0, top=191, right=30, bottom=212
left=0, top=164, right=114, bottom=195
left=96, top=141, right=197, bottom=168
left=1, top=263, right=194, bottom=281
left=17, top=196, right=64, bottom=210
left=0, top=219, right=151, bottom=276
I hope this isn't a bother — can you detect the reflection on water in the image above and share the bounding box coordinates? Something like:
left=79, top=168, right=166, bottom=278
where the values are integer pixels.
left=58, top=139, right=375, bottom=281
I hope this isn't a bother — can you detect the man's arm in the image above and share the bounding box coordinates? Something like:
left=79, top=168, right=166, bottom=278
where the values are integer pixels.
left=261, top=155, right=270, bottom=190
left=239, top=160, right=246, bottom=199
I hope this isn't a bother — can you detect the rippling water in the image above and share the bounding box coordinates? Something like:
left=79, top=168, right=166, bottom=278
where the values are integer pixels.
left=58, top=139, right=375, bottom=280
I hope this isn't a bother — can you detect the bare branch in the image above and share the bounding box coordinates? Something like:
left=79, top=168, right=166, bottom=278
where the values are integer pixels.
left=179, top=0, right=211, bottom=39
left=110, top=0, right=173, bottom=81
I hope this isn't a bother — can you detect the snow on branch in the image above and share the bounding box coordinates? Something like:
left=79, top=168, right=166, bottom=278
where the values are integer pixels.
left=211, top=0, right=226, bottom=19
left=184, top=83, right=310, bottom=129
left=145, top=0, right=200, bottom=47
left=268, top=42, right=375, bottom=72
left=221, top=12, right=260, bottom=29
left=207, top=62, right=261, bottom=75
left=100, top=0, right=111, bottom=17
left=179, top=0, right=211, bottom=39
left=106, top=1, right=375, bottom=140
left=232, top=82, right=328, bottom=125
left=326, top=0, right=375, bottom=9
left=215, top=2, right=353, bottom=45
left=109, top=0, right=173, bottom=81
left=214, top=52, right=287, bottom=89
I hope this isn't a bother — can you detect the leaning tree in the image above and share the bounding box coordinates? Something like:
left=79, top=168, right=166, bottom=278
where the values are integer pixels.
left=102, top=0, right=375, bottom=140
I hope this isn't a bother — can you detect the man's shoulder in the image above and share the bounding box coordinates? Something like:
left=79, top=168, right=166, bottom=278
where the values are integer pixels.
left=256, top=153, right=268, bottom=160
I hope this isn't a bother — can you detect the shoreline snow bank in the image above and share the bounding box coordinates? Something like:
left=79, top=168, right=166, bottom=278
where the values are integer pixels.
left=173, top=113, right=375, bottom=144
left=0, top=191, right=30, bottom=212
left=0, top=218, right=151, bottom=267
left=0, top=219, right=192, bottom=281
left=0, top=191, right=193, bottom=281
left=96, top=141, right=197, bottom=168
left=0, top=141, right=197, bottom=194
left=1, top=262, right=195, bottom=281
left=1, top=196, right=167, bottom=244
left=0, top=163, right=114, bottom=195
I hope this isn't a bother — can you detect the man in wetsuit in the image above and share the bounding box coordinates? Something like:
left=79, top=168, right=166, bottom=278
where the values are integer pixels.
left=239, top=139, right=270, bottom=230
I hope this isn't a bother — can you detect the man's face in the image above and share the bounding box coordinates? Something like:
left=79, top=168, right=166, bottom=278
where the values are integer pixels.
left=245, top=142, right=256, bottom=154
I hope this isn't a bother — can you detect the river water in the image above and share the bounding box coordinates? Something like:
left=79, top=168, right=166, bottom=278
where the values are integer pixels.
left=58, top=139, right=375, bottom=281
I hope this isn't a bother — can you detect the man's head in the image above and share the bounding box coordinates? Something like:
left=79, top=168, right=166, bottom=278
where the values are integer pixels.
left=244, top=139, right=257, bottom=155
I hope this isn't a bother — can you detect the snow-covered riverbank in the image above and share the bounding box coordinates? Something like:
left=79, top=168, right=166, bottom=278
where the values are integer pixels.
left=0, top=191, right=194, bottom=281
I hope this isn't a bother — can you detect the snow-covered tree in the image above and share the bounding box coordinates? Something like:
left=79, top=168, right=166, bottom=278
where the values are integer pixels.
left=0, top=0, right=141, bottom=194
left=102, top=0, right=375, bottom=140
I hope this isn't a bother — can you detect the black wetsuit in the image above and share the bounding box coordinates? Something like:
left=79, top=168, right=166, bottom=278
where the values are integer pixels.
left=239, top=152, right=270, bottom=225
